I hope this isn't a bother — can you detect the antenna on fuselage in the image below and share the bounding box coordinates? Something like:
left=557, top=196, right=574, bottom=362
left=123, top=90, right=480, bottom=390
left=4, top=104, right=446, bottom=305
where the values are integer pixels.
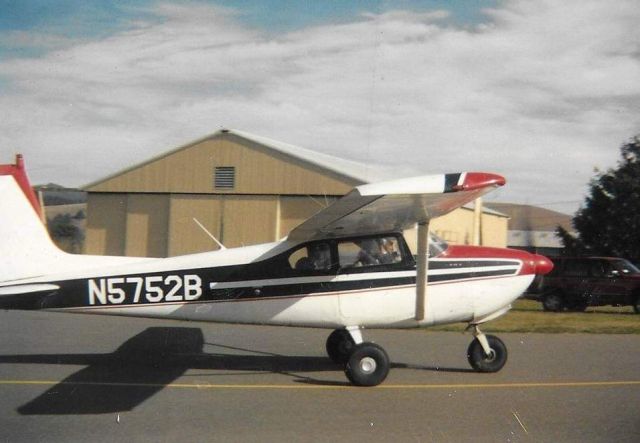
left=193, top=217, right=226, bottom=250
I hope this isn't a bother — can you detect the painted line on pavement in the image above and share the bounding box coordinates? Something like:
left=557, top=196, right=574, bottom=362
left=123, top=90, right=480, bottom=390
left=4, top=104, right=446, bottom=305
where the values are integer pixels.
left=0, top=379, right=639, bottom=390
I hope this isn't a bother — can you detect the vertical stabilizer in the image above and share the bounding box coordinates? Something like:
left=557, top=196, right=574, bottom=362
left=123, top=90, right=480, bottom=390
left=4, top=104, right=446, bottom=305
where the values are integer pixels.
left=0, top=155, right=63, bottom=282
left=0, top=154, right=43, bottom=220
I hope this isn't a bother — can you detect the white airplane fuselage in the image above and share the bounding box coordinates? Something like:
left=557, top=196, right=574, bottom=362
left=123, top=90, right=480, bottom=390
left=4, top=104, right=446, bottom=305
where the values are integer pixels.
left=0, top=235, right=547, bottom=330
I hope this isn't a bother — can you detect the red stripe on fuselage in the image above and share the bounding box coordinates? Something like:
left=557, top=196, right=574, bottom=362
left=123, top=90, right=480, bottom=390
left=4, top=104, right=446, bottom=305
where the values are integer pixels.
left=441, top=245, right=553, bottom=276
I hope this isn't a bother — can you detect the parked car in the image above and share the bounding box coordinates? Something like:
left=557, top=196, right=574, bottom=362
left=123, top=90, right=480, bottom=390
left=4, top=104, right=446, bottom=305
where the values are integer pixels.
left=537, top=257, right=640, bottom=313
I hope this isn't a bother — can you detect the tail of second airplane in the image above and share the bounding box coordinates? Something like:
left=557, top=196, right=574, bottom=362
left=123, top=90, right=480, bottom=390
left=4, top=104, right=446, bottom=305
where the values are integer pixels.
left=0, top=155, right=66, bottom=283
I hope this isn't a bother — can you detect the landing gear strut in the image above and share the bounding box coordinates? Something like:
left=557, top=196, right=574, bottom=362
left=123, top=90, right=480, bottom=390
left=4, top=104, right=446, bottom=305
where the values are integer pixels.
left=466, top=325, right=508, bottom=373
left=326, top=327, right=390, bottom=386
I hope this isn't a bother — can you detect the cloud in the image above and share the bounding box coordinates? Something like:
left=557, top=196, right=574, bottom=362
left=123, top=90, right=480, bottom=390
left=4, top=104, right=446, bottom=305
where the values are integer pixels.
left=0, top=30, right=79, bottom=53
left=1, top=0, right=639, bottom=214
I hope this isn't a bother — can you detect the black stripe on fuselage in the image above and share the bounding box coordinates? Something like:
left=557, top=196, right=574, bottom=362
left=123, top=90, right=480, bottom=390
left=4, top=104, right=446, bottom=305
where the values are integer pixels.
left=204, top=268, right=517, bottom=302
left=2, top=261, right=520, bottom=311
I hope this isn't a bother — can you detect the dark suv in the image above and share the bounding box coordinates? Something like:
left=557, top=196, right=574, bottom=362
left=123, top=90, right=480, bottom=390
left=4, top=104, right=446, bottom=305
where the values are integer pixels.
left=538, top=257, right=640, bottom=313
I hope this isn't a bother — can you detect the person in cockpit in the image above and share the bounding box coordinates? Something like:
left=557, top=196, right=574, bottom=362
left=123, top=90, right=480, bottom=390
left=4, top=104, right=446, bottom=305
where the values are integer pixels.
left=379, top=237, right=400, bottom=264
left=354, top=239, right=381, bottom=266
left=310, top=242, right=332, bottom=270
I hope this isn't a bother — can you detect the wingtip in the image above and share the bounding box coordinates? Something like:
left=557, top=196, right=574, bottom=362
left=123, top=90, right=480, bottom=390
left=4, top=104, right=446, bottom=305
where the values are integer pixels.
left=452, top=172, right=506, bottom=191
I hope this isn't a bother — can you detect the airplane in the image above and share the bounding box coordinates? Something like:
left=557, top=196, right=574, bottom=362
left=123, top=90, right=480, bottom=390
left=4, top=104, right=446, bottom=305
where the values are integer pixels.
left=0, top=154, right=553, bottom=386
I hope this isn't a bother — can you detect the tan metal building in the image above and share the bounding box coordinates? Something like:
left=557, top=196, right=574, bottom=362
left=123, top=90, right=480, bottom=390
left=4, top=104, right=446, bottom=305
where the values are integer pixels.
left=84, top=129, right=508, bottom=257
left=429, top=204, right=508, bottom=249
left=485, top=202, right=572, bottom=256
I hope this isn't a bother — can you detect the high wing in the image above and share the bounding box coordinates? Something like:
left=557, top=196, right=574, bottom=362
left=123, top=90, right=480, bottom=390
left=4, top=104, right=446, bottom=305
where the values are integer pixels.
left=288, top=172, right=505, bottom=242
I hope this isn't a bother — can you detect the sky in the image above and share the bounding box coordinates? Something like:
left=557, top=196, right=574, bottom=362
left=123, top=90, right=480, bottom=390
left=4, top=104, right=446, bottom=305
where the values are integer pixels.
left=1, top=0, right=639, bottom=215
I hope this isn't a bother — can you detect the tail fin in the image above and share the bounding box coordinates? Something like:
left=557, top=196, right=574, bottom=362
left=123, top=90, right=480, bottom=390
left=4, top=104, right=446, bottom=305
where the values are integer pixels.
left=0, top=155, right=64, bottom=282
left=0, top=154, right=43, bottom=220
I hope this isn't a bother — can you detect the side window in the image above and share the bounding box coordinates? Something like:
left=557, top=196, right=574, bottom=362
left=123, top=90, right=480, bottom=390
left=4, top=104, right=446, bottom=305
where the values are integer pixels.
left=288, top=242, right=332, bottom=272
left=289, top=247, right=312, bottom=271
left=338, top=236, right=403, bottom=269
left=338, top=241, right=365, bottom=267
left=600, top=260, right=615, bottom=276
left=589, top=260, right=606, bottom=278
left=564, top=260, right=588, bottom=277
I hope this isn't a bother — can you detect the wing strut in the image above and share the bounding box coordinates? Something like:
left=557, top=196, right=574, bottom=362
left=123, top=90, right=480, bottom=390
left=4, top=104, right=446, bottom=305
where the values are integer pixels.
left=415, top=221, right=430, bottom=321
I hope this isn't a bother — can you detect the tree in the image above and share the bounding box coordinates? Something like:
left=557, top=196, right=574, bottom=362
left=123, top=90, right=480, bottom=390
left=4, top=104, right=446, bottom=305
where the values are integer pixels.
left=47, top=213, right=84, bottom=253
left=557, top=136, right=640, bottom=263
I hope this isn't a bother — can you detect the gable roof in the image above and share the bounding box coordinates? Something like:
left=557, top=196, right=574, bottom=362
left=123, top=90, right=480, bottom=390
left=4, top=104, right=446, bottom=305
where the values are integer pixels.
left=84, top=128, right=387, bottom=190
left=486, top=202, right=573, bottom=231
left=228, top=129, right=387, bottom=184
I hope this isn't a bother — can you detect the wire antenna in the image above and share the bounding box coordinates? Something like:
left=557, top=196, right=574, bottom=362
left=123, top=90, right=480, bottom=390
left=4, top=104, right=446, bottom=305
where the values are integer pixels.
left=193, top=217, right=226, bottom=250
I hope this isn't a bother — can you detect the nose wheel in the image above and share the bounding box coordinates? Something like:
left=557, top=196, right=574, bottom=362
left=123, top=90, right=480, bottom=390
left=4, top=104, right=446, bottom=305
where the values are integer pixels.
left=466, top=325, right=508, bottom=372
left=326, top=327, right=390, bottom=386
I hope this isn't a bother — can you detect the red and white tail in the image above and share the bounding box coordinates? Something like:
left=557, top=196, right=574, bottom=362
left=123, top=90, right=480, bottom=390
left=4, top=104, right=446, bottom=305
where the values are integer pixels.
left=0, top=155, right=65, bottom=282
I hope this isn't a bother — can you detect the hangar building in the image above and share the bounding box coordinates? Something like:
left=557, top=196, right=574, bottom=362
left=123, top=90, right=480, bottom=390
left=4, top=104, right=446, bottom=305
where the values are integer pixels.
left=487, top=202, right=573, bottom=256
left=84, top=129, right=508, bottom=257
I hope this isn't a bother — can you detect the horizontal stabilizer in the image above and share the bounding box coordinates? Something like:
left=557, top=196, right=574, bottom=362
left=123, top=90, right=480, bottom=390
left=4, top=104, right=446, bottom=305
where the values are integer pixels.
left=0, top=283, right=60, bottom=296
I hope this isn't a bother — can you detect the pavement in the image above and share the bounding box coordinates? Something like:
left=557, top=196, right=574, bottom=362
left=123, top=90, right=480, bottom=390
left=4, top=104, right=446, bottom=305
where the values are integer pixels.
left=0, top=310, right=638, bottom=442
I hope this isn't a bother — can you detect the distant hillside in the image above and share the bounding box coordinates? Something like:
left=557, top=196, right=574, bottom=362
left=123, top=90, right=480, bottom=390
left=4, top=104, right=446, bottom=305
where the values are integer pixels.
left=34, top=183, right=86, bottom=206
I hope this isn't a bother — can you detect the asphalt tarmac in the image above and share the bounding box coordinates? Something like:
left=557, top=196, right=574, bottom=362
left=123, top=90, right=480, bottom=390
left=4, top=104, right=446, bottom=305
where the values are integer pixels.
left=0, top=310, right=638, bottom=442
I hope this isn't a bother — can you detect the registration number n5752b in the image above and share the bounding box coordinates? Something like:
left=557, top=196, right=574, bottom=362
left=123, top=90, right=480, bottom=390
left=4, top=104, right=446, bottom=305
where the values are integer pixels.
left=87, top=275, right=203, bottom=305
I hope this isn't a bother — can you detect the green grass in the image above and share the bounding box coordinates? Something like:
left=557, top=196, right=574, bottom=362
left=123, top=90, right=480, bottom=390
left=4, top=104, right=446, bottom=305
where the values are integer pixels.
left=429, top=299, right=640, bottom=334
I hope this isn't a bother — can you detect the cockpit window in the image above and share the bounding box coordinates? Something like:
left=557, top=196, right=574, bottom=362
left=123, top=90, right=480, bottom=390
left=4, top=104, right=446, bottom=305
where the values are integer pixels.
left=428, top=233, right=448, bottom=257
left=288, top=242, right=332, bottom=272
left=338, top=236, right=403, bottom=269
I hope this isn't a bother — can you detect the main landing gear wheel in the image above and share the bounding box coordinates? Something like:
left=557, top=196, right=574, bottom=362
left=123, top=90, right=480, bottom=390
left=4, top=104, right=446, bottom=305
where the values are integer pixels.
left=326, top=328, right=356, bottom=364
left=467, top=334, right=508, bottom=373
left=344, top=342, right=390, bottom=387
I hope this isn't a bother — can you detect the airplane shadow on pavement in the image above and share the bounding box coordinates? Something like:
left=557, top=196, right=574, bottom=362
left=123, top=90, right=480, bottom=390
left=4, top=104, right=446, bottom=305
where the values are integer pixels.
left=0, top=326, right=471, bottom=415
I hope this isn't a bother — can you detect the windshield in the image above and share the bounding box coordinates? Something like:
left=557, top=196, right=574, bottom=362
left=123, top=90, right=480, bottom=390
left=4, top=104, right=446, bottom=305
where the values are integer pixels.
left=610, top=259, right=640, bottom=275
left=429, top=232, right=448, bottom=257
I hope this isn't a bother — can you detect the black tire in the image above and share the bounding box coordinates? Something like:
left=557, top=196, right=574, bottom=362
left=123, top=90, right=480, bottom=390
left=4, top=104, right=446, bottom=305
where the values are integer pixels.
left=326, top=329, right=355, bottom=364
left=633, top=295, right=640, bottom=314
left=467, top=335, right=508, bottom=373
left=345, top=342, right=390, bottom=387
left=542, top=292, right=564, bottom=312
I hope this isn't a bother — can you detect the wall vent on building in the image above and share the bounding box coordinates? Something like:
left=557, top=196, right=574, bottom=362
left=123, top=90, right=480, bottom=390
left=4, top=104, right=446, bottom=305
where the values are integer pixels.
left=214, top=166, right=235, bottom=189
